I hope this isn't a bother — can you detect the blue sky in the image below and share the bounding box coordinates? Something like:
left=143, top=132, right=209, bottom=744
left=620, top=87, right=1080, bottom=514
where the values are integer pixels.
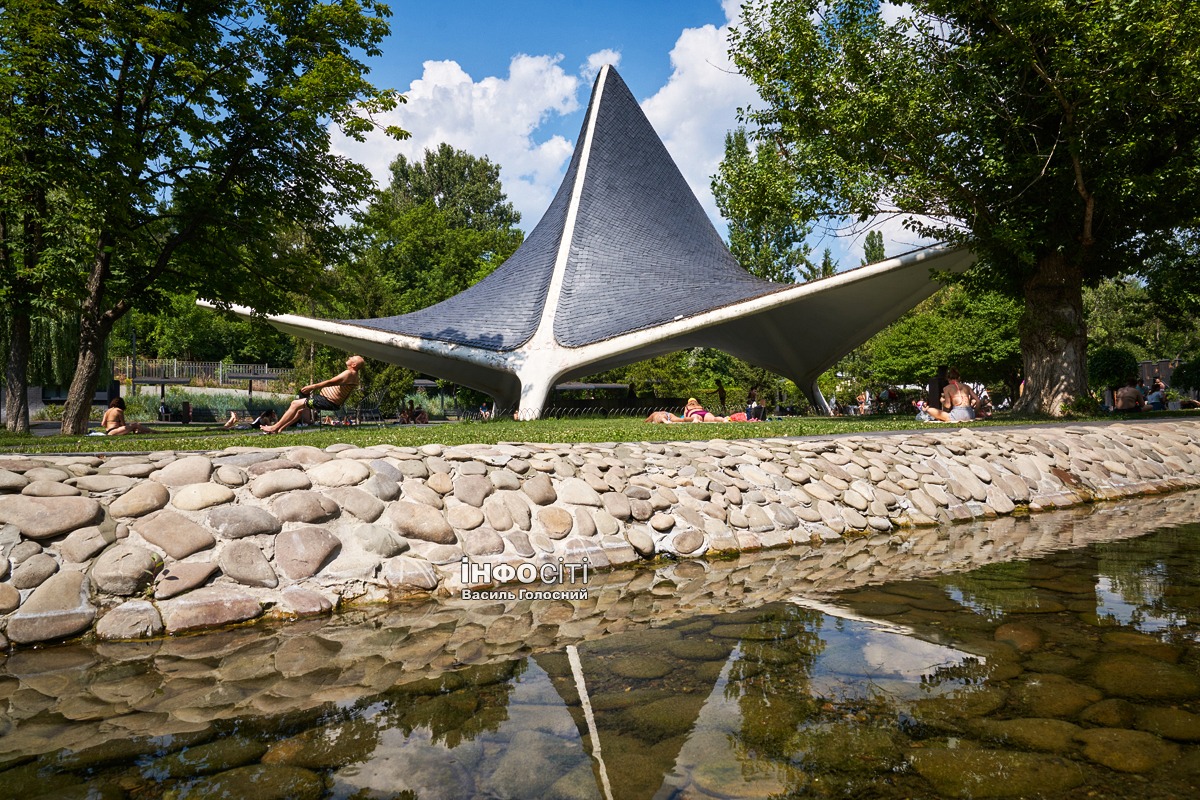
left=333, top=0, right=925, bottom=270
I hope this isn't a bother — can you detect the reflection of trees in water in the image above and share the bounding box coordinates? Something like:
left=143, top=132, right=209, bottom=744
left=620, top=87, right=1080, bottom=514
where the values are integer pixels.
left=386, top=660, right=527, bottom=749
left=935, top=561, right=1045, bottom=619
left=725, top=603, right=827, bottom=760
left=1093, top=525, right=1200, bottom=635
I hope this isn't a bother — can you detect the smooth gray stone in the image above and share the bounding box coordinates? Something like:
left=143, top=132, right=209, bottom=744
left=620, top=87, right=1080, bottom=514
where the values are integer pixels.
left=368, top=459, right=403, bottom=482
left=250, top=469, right=312, bottom=497
left=0, top=582, right=19, bottom=613
left=132, top=510, right=216, bottom=559
left=248, top=458, right=305, bottom=476
left=454, top=474, right=494, bottom=507
left=280, top=586, right=333, bottom=616
left=158, top=586, right=262, bottom=633
left=522, top=473, right=557, bottom=505
left=172, top=483, right=235, bottom=511
left=400, top=479, right=443, bottom=509
left=275, top=527, right=341, bottom=580
left=307, top=458, right=370, bottom=487
left=150, top=455, right=214, bottom=487
left=272, top=490, right=340, bottom=524
left=386, top=501, right=456, bottom=544
left=206, top=505, right=282, bottom=539
left=69, top=474, right=137, bottom=493
left=5, top=570, right=95, bottom=644
left=537, top=506, right=573, bottom=539
left=108, top=481, right=170, bottom=517
left=95, top=599, right=163, bottom=640
left=380, top=555, right=439, bottom=590
left=557, top=477, right=602, bottom=506
left=219, top=540, right=279, bottom=588
left=0, top=468, right=30, bottom=491
left=0, top=495, right=102, bottom=540
left=352, top=523, right=409, bottom=557
left=360, top=473, right=401, bottom=501
left=284, top=446, right=334, bottom=466
left=446, top=503, right=485, bottom=530
left=460, top=526, right=505, bottom=556
left=325, top=486, right=385, bottom=522
left=21, top=480, right=80, bottom=497
left=154, top=560, right=219, bottom=599
left=215, top=465, right=249, bottom=486
left=90, top=543, right=161, bottom=595
left=11, top=552, right=59, bottom=589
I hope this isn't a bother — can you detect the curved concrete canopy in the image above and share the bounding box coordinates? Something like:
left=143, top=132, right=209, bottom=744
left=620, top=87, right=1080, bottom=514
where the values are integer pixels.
left=212, top=65, right=975, bottom=416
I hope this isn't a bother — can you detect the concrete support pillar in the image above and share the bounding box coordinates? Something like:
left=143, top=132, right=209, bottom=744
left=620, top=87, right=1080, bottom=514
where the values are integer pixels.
left=806, top=379, right=832, bottom=416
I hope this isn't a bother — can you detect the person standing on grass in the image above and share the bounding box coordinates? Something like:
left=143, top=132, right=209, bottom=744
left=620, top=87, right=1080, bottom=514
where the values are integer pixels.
left=262, top=356, right=364, bottom=434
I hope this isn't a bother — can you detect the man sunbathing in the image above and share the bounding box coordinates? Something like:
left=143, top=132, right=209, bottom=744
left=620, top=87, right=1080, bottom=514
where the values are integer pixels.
left=262, top=355, right=364, bottom=434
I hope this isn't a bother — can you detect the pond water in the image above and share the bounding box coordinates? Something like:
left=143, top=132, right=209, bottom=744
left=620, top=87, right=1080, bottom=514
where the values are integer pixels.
left=3, top=493, right=1200, bottom=799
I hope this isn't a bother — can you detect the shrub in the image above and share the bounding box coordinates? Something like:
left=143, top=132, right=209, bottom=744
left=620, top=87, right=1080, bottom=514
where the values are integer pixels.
left=1088, top=345, right=1139, bottom=391
left=1169, top=360, right=1200, bottom=392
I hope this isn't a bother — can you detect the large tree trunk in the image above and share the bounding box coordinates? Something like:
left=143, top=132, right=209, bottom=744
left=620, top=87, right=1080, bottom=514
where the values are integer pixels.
left=60, top=318, right=110, bottom=435
left=61, top=244, right=120, bottom=435
left=4, top=308, right=32, bottom=434
left=1014, top=252, right=1088, bottom=416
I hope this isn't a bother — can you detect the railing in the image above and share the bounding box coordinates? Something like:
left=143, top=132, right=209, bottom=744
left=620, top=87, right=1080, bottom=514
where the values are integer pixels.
left=113, top=358, right=291, bottom=385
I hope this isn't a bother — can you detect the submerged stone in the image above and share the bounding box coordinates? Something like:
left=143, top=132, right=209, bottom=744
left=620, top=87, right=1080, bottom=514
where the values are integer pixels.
left=908, top=748, right=1084, bottom=797
left=1074, top=727, right=1180, bottom=772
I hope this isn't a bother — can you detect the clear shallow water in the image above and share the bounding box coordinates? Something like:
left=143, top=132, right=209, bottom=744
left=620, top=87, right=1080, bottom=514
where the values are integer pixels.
left=3, top=495, right=1200, bottom=799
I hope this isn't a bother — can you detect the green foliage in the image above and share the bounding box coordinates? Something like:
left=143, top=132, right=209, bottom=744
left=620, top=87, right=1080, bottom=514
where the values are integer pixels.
left=317, top=144, right=524, bottom=411
left=729, top=0, right=1200, bottom=412
left=819, top=248, right=837, bottom=278
left=2, top=0, right=406, bottom=432
left=853, top=284, right=1023, bottom=399
left=1168, top=360, right=1200, bottom=392
left=1142, top=229, right=1200, bottom=325
left=1087, top=345, right=1140, bottom=391
left=343, top=143, right=522, bottom=319
left=861, top=231, right=885, bottom=266
left=713, top=128, right=816, bottom=282
left=1084, top=277, right=1200, bottom=362
left=110, top=296, right=294, bottom=364
left=1061, top=395, right=1103, bottom=417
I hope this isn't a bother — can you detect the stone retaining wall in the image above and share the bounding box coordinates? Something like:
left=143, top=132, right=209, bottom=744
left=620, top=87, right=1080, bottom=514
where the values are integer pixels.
left=2, top=420, right=1200, bottom=651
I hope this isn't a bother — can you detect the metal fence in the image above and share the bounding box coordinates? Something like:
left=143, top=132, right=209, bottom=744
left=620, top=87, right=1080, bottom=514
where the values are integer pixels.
left=113, top=358, right=291, bottom=385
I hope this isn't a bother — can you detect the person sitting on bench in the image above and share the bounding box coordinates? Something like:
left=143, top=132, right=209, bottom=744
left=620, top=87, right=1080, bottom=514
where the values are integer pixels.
left=262, top=356, right=364, bottom=434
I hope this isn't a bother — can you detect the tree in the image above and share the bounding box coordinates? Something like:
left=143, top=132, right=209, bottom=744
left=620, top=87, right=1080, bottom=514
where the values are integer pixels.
left=1084, top=276, right=1200, bottom=363
left=730, top=0, right=1200, bottom=415
left=323, top=144, right=524, bottom=406
left=861, top=231, right=885, bottom=266
left=713, top=128, right=817, bottom=282
left=343, top=145, right=523, bottom=317
left=2, top=0, right=405, bottom=434
left=866, top=285, right=1023, bottom=400
left=819, top=248, right=837, bottom=278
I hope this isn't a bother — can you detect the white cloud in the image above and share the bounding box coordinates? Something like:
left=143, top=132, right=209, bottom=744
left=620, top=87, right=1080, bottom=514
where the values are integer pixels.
left=641, top=5, right=759, bottom=226
left=331, top=9, right=758, bottom=236
left=331, top=54, right=582, bottom=227
left=583, top=49, right=621, bottom=81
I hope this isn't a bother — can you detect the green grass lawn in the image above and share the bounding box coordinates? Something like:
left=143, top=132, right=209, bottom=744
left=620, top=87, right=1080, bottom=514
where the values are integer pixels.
left=3, top=411, right=1193, bottom=455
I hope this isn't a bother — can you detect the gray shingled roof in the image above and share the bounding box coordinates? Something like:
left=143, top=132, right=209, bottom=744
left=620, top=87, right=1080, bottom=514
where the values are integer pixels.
left=340, top=68, right=782, bottom=351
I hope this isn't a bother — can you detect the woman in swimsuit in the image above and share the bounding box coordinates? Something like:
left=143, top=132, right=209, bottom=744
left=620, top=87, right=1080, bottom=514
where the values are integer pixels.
left=683, top=398, right=728, bottom=423
left=101, top=397, right=154, bottom=435
left=923, top=368, right=978, bottom=422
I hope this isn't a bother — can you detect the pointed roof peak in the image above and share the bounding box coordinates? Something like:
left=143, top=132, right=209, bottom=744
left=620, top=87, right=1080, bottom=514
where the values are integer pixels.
left=342, top=63, right=779, bottom=351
